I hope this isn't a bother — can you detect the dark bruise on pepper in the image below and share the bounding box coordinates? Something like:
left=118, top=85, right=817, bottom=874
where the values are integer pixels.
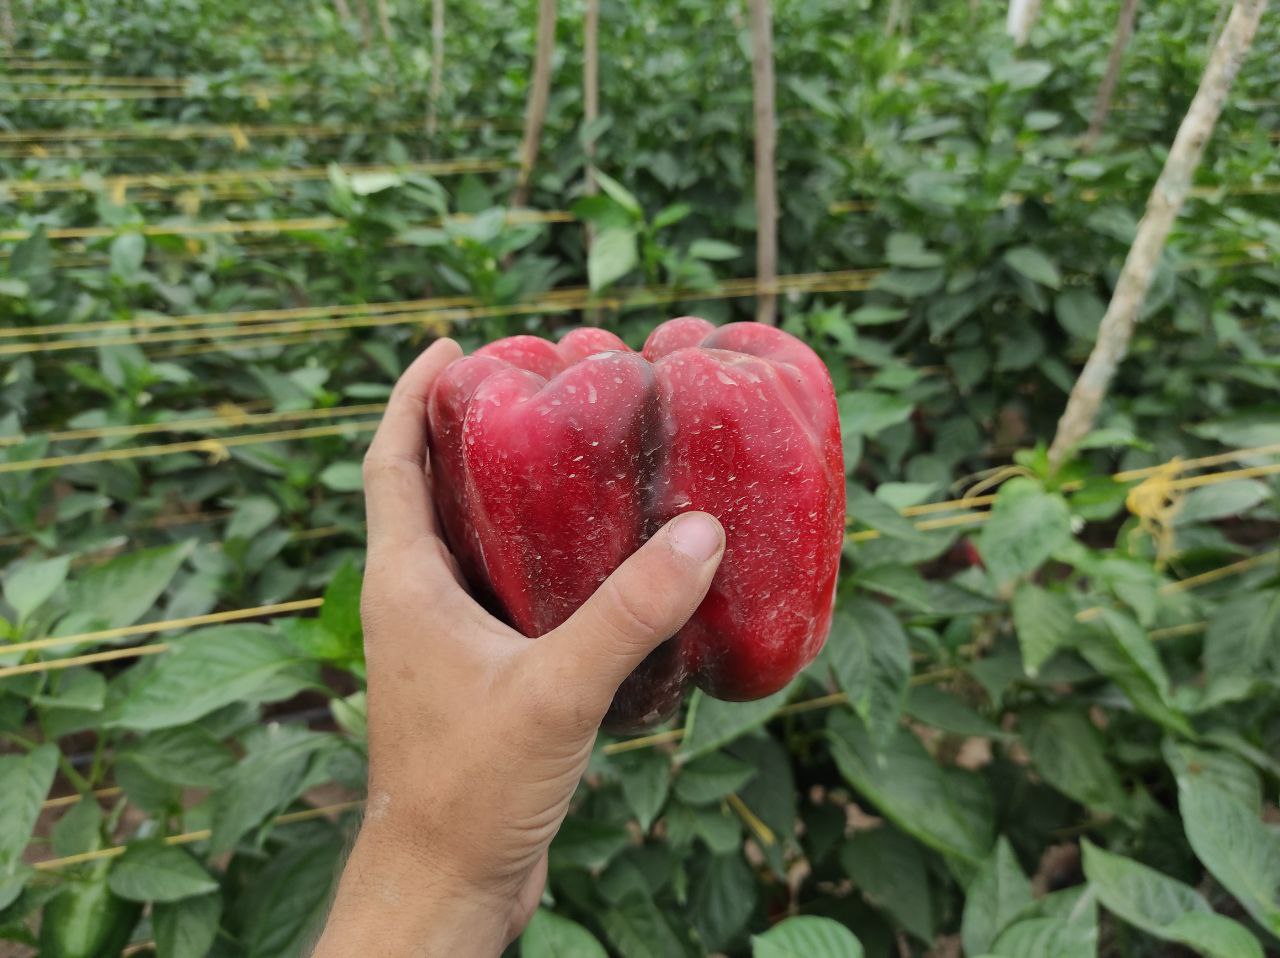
left=428, top=317, right=845, bottom=731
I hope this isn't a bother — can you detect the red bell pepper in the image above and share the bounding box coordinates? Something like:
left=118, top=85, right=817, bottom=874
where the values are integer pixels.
left=428, top=317, right=844, bottom=730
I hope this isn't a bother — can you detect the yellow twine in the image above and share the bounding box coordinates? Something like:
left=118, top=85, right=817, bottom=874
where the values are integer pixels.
left=32, top=800, right=363, bottom=871
left=0, top=209, right=572, bottom=243
left=0, top=117, right=521, bottom=144
left=0, top=158, right=515, bottom=196
left=0, top=402, right=387, bottom=448
left=1, top=598, right=323, bottom=659
left=0, top=419, right=380, bottom=475
left=0, top=269, right=879, bottom=356
left=1124, top=459, right=1184, bottom=567
left=41, top=786, right=124, bottom=811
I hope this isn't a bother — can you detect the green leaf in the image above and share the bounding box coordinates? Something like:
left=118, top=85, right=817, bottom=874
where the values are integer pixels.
left=872, top=268, right=945, bottom=298
left=3, top=555, right=70, bottom=623
left=1003, top=246, right=1061, bottom=289
left=1174, top=770, right=1280, bottom=934
left=108, top=842, right=218, bottom=903
left=1175, top=480, right=1271, bottom=525
left=613, top=749, right=670, bottom=831
left=1204, top=592, right=1280, bottom=688
left=844, top=484, right=931, bottom=543
left=1010, top=582, right=1076, bottom=676
left=1075, top=610, right=1192, bottom=736
left=678, top=685, right=790, bottom=760
left=51, top=796, right=103, bottom=859
left=153, top=892, right=222, bottom=958
left=689, top=238, right=741, bottom=261
left=976, top=478, right=1072, bottom=586
left=691, top=852, right=756, bottom=951
left=827, top=602, right=910, bottom=746
left=1082, top=840, right=1263, bottom=958
left=1021, top=709, right=1128, bottom=816
left=349, top=171, right=402, bottom=194
left=320, top=561, right=363, bottom=648
left=851, top=305, right=908, bottom=326
left=62, top=541, right=194, bottom=633
left=1055, top=289, right=1105, bottom=339
left=752, top=915, right=864, bottom=957
left=828, top=711, right=993, bottom=864
left=991, top=914, right=1097, bottom=958
left=210, top=724, right=334, bottom=853
left=592, top=170, right=642, bottom=216
left=732, top=735, right=797, bottom=873
left=235, top=831, right=343, bottom=958
left=521, top=909, right=607, bottom=958
left=1163, top=740, right=1261, bottom=814
left=841, top=827, right=933, bottom=940
left=905, top=686, right=1005, bottom=739
left=838, top=390, right=915, bottom=437
left=961, top=836, right=1033, bottom=956
left=886, top=232, right=944, bottom=268
left=0, top=744, right=58, bottom=867
left=109, top=233, right=146, bottom=282
left=104, top=625, right=306, bottom=730
left=318, top=461, right=364, bottom=492
left=601, top=892, right=685, bottom=958
left=119, top=726, right=235, bottom=788
left=673, top=752, right=756, bottom=805
left=588, top=228, right=639, bottom=291
left=31, top=668, right=106, bottom=712
left=550, top=819, right=630, bottom=871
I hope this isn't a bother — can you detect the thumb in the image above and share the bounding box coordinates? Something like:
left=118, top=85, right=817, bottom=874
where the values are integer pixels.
left=533, top=512, right=725, bottom=719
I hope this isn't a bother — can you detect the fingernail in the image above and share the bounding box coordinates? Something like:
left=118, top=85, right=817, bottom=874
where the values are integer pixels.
left=668, top=512, right=723, bottom=562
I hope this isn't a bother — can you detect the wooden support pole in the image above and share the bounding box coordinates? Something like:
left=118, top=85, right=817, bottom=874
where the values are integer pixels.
left=749, top=0, right=778, bottom=326
left=513, top=0, right=557, bottom=209
left=1083, top=0, right=1141, bottom=151
left=375, top=0, right=395, bottom=44
left=1006, top=0, right=1041, bottom=47
left=428, top=0, right=445, bottom=134
left=1048, top=0, right=1267, bottom=469
left=355, top=0, right=374, bottom=47
left=583, top=0, right=599, bottom=258
left=0, top=0, right=15, bottom=49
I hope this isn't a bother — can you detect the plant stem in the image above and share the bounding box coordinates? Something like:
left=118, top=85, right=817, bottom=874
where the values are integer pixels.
left=1083, top=0, right=1141, bottom=152
left=749, top=0, right=778, bottom=326
left=1047, top=0, right=1268, bottom=469
left=513, top=0, right=557, bottom=208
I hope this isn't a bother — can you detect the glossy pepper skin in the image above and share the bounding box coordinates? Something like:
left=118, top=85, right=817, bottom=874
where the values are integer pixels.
left=428, top=318, right=844, bottom=730
left=39, top=872, right=141, bottom=958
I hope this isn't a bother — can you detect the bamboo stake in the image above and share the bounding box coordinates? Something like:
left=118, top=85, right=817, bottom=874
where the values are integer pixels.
left=427, top=0, right=445, bottom=134
left=0, top=0, right=14, bottom=49
left=1084, top=0, right=1141, bottom=151
left=333, top=0, right=353, bottom=20
left=749, top=0, right=778, bottom=325
left=513, top=0, right=557, bottom=208
left=375, top=0, right=394, bottom=43
left=1006, top=0, right=1041, bottom=46
left=1047, top=0, right=1267, bottom=468
left=355, top=0, right=373, bottom=47
left=582, top=0, right=599, bottom=268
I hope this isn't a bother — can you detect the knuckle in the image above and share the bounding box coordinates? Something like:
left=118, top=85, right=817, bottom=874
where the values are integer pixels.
left=601, top=576, right=669, bottom=641
left=362, top=451, right=415, bottom=484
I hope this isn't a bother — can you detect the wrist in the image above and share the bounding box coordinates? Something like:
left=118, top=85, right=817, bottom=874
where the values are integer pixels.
left=313, top=821, right=510, bottom=958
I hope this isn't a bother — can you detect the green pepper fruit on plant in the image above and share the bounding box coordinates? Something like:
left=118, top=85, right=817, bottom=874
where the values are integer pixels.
left=39, top=863, right=141, bottom=958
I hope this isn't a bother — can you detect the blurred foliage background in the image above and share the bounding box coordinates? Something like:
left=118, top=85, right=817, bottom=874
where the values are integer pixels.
left=1, top=0, right=1278, bottom=955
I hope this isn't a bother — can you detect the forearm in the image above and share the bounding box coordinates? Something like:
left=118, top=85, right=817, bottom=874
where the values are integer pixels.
left=312, top=825, right=510, bottom=958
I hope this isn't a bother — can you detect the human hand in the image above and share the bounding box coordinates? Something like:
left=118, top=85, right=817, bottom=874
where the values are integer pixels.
left=312, top=339, right=726, bottom=957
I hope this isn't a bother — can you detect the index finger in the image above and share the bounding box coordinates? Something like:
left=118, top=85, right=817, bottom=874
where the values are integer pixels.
left=363, top=338, right=463, bottom=551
